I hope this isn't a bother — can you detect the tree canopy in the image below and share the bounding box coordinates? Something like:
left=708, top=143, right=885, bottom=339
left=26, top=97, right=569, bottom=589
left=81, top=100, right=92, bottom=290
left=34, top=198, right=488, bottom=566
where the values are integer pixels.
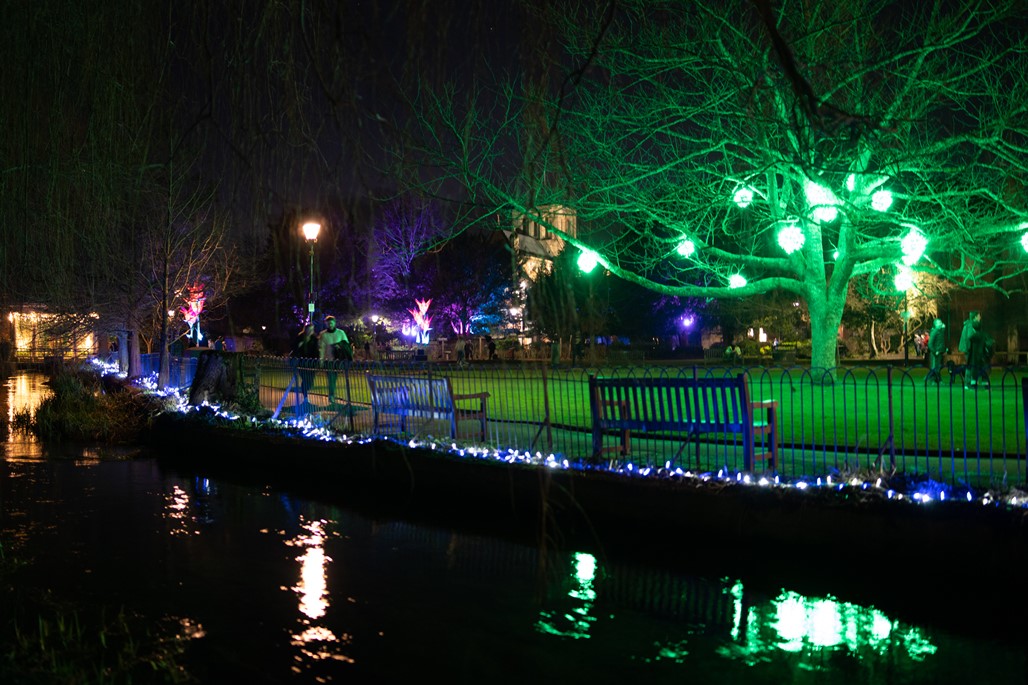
left=398, top=0, right=1028, bottom=369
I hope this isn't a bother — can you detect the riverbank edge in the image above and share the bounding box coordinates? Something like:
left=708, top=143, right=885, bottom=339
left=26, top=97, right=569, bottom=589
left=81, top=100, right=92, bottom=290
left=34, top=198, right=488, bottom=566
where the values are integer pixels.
left=147, top=412, right=1027, bottom=629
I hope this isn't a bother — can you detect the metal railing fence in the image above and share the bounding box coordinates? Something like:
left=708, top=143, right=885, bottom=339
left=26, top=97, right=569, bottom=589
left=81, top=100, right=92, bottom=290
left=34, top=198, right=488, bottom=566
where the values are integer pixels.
left=139, top=353, right=200, bottom=390
left=230, top=355, right=1026, bottom=488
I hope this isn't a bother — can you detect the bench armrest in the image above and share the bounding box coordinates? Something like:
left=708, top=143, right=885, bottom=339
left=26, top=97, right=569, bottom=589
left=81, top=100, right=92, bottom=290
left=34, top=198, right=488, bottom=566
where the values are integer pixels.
left=453, top=391, right=489, bottom=401
left=453, top=391, right=490, bottom=411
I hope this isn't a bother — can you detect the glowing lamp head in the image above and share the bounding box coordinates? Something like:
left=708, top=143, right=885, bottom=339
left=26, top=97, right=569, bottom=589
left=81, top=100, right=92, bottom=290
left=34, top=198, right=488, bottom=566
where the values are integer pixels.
left=302, top=222, right=321, bottom=241
left=1020, top=223, right=1028, bottom=253
left=900, top=224, right=927, bottom=266
left=728, top=274, right=747, bottom=289
left=577, top=249, right=600, bottom=273
left=776, top=222, right=805, bottom=254
left=675, top=238, right=696, bottom=257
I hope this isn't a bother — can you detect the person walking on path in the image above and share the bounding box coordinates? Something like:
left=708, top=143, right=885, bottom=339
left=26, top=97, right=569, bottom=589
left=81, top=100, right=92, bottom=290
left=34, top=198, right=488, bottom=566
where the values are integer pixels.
left=958, top=311, right=990, bottom=390
left=319, top=315, right=350, bottom=403
left=291, top=322, right=319, bottom=403
left=925, top=318, right=946, bottom=385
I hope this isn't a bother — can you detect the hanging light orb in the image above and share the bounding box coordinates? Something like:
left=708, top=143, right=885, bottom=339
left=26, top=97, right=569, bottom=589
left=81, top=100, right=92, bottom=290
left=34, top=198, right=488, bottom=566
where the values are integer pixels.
left=577, top=249, right=600, bottom=273
left=776, top=222, right=805, bottom=254
left=804, top=179, right=840, bottom=223
left=900, top=224, right=927, bottom=266
left=732, top=186, right=754, bottom=209
left=871, top=189, right=893, bottom=212
left=728, top=274, right=747, bottom=289
left=675, top=238, right=696, bottom=257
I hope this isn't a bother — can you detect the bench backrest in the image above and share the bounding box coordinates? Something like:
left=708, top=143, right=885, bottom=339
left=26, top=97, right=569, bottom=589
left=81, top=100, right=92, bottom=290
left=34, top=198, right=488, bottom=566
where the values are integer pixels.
left=588, top=374, right=753, bottom=432
left=368, top=375, right=455, bottom=413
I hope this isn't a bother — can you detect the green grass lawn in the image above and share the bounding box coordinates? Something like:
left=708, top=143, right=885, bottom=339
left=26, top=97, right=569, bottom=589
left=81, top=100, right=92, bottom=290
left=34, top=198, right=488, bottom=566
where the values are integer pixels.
left=248, top=359, right=1027, bottom=485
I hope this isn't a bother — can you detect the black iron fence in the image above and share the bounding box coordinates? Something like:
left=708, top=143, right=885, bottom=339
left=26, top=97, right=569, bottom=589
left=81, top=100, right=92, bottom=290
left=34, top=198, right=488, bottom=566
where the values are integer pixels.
left=223, top=355, right=1026, bottom=489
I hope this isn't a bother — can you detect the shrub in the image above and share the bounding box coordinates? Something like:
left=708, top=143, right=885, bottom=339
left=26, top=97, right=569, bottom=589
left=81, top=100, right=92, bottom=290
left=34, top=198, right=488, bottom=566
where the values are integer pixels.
left=32, top=370, right=170, bottom=443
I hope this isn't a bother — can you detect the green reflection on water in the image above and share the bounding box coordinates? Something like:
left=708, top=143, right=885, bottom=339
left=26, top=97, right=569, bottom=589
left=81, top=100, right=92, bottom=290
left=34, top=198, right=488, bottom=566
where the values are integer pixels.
left=535, top=552, right=599, bottom=639
left=537, top=550, right=939, bottom=671
left=764, top=590, right=937, bottom=661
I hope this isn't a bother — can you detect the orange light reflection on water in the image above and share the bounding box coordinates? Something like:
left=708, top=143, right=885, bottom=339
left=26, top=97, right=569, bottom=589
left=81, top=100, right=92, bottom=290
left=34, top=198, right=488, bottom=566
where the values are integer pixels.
left=3, top=372, right=51, bottom=459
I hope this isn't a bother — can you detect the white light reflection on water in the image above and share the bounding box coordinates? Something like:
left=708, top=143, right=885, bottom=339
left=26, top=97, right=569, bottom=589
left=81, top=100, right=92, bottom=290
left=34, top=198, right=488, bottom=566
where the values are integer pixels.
left=284, top=517, right=355, bottom=668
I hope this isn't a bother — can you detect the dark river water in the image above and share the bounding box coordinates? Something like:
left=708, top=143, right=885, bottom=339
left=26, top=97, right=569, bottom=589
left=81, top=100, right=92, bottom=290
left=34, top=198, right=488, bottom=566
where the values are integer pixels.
left=1, top=371, right=1023, bottom=684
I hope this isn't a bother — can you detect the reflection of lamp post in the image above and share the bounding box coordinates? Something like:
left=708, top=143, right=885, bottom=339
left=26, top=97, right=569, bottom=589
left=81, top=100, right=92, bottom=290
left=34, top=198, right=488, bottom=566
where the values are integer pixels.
left=301, top=222, right=321, bottom=321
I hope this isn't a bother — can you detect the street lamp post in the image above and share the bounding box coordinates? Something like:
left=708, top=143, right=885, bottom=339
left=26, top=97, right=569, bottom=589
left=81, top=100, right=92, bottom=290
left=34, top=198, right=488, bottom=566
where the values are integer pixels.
left=903, top=292, right=909, bottom=364
left=301, top=221, right=321, bottom=322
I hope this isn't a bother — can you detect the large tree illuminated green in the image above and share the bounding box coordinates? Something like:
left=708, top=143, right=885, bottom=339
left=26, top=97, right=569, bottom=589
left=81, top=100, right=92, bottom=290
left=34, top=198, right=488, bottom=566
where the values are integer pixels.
left=400, top=0, right=1028, bottom=370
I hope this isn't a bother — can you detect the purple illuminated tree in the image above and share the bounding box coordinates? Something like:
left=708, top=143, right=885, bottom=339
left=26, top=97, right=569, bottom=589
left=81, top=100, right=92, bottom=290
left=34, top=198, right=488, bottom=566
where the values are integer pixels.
left=421, top=230, right=511, bottom=336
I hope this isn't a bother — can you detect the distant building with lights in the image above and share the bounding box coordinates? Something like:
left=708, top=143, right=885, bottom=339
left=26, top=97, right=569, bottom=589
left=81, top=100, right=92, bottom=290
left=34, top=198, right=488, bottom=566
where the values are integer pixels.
left=503, top=205, right=577, bottom=281
left=3, top=307, right=101, bottom=363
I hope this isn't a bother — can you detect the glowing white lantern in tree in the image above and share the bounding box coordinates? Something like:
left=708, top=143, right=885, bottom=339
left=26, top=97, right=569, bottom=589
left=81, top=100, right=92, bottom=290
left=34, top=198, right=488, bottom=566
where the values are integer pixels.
left=804, top=179, right=839, bottom=223
left=871, top=189, right=894, bottom=212
left=777, top=221, right=805, bottom=254
left=732, top=186, right=754, bottom=208
left=577, top=249, right=600, bottom=273
left=900, top=224, right=927, bottom=266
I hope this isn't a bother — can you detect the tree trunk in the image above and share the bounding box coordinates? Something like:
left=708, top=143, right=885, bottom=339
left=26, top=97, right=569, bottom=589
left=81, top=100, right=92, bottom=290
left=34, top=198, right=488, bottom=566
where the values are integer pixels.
left=189, top=351, right=237, bottom=406
left=117, top=331, right=128, bottom=372
left=808, top=296, right=844, bottom=375
left=128, top=326, right=142, bottom=379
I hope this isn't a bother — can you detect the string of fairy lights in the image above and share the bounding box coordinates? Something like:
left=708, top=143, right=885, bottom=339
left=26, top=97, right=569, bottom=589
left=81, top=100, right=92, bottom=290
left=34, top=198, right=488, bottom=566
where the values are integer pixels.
left=93, top=358, right=1027, bottom=514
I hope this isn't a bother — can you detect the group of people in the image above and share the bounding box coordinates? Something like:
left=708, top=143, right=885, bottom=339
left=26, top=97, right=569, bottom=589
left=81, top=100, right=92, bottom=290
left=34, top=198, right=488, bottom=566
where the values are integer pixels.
left=291, top=315, right=352, bottom=404
left=925, top=310, right=993, bottom=389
